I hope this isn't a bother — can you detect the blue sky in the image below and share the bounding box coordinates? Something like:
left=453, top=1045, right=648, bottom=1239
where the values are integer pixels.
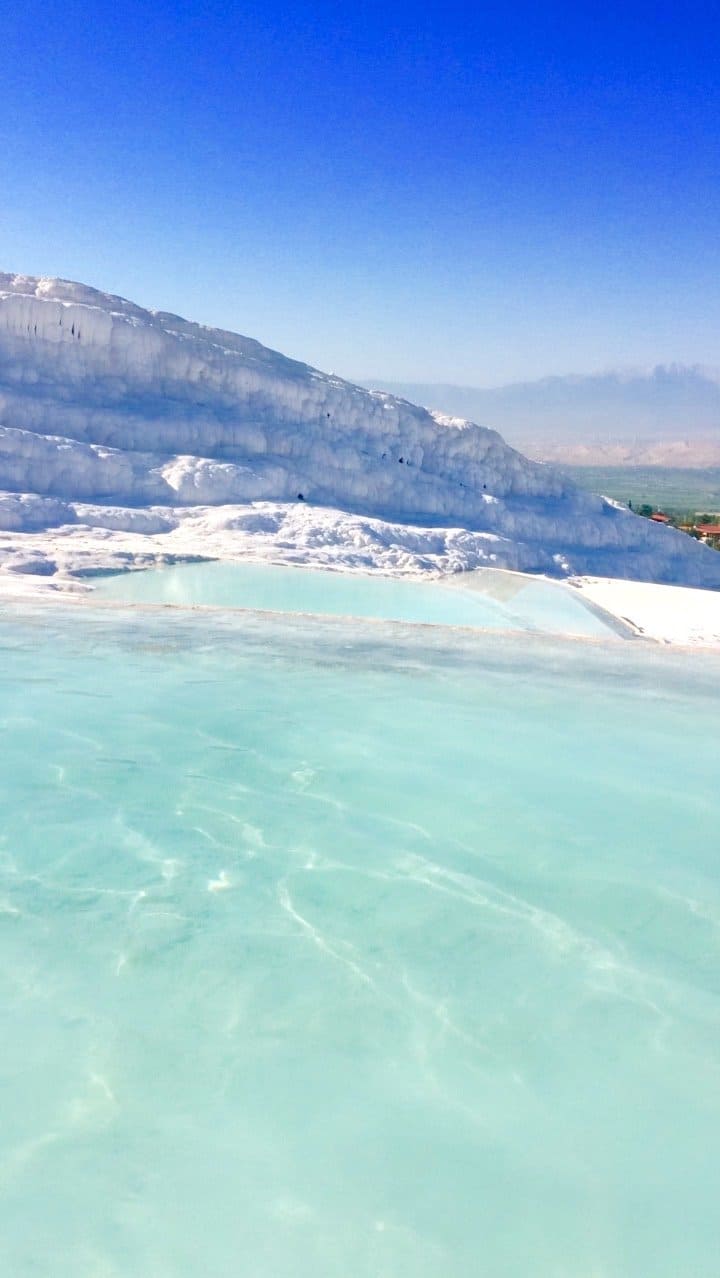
left=2, top=0, right=719, bottom=384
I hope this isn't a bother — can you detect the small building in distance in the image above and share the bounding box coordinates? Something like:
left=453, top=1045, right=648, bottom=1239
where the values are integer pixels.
left=696, top=523, right=720, bottom=545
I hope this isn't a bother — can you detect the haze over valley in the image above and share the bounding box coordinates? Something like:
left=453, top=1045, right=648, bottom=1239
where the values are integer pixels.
left=370, top=367, right=720, bottom=465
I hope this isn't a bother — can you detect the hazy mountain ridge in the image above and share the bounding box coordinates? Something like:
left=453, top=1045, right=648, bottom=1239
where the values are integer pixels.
left=533, top=439, right=720, bottom=467
left=369, top=368, right=720, bottom=460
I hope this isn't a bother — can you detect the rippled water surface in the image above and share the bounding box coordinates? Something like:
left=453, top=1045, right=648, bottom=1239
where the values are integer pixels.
left=1, top=602, right=719, bottom=1277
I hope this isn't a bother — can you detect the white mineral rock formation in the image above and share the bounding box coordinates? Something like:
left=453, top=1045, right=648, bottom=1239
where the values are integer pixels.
left=1, top=272, right=719, bottom=589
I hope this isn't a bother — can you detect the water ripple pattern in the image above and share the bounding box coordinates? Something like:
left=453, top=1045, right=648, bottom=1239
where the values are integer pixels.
left=1, top=603, right=719, bottom=1277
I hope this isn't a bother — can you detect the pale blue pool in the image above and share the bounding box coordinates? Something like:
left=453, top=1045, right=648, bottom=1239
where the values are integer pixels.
left=94, top=561, right=621, bottom=639
left=1, top=600, right=718, bottom=1277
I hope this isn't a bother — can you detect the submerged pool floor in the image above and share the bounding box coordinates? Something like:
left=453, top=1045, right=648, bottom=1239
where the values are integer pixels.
left=1, top=605, right=718, bottom=1276
left=94, top=560, right=620, bottom=639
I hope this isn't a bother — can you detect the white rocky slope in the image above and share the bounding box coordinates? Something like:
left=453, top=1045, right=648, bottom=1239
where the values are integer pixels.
left=1, top=272, right=720, bottom=589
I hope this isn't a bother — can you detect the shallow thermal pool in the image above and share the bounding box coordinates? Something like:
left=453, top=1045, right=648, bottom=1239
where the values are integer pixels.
left=94, top=560, right=621, bottom=639
left=1, top=601, right=719, bottom=1277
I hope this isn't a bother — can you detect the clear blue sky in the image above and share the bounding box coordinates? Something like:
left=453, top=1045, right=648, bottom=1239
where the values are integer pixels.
left=2, top=0, right=719, bottom=384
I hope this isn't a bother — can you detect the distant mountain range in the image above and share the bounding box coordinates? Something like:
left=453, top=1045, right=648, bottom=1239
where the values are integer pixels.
left=364, top=367, right=720, bottom=465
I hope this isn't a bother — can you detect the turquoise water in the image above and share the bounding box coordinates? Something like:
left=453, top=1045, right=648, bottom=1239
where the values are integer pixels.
left=1, top=602, right=719, bottom=1277
left=94, top=561, right=619, bottom=639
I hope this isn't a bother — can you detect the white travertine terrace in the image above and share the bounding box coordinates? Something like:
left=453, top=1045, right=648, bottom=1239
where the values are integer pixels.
left=1, top=272, right=720, bottom=593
